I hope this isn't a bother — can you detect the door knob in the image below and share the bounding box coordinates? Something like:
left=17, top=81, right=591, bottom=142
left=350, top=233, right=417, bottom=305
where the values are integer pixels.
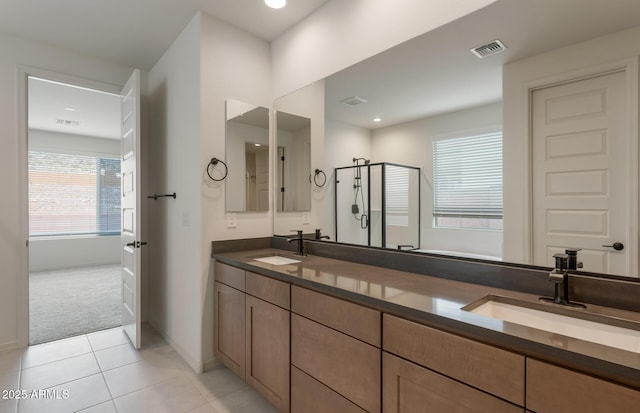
left=602, top=242, right=624, bottom=251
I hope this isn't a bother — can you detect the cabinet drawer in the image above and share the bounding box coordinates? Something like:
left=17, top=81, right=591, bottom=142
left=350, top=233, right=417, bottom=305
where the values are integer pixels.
left=292, top=314, right=381, bottom=413
left=527, top=358, right=640, bottom=412
left=291, top=366, right=366, bottom=413
left=291, top=285, right=380, bottom=346
left=383, top=352, right=522, bottom=413
left=383, top=314, right=524, bottom=406
left=214, top=262, right=245, bottom=291
left=246, top=271, right=290, bottom=310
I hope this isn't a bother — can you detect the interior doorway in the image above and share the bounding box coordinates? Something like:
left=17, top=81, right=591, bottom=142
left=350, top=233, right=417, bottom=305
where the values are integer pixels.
left=531, top=67, right=638, bottom=276
left=27, top=76, right=123, bottom=345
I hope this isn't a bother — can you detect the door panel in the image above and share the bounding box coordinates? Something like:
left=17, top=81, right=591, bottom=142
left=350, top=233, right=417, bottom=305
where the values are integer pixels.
left=120, top=69, right=142, bottom=348
left=532, top=70, right=634, bottom=275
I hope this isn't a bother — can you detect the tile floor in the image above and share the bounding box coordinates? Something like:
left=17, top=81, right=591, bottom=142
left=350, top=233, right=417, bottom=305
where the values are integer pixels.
left=0, top=325, right=277, bottom=413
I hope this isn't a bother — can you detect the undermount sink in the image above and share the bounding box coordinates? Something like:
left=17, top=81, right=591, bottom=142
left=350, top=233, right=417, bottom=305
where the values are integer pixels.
left=463, top=295, right=640, bottom=353
left=252, top=254, right=301, bottom=266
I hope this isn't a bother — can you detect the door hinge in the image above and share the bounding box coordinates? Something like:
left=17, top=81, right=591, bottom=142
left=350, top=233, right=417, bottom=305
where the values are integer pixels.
left=26, top=240, right=29, bottom=247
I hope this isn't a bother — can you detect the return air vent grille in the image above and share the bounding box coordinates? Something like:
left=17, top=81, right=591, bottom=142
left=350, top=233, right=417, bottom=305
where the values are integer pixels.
left=56, top=119, right=80, bottom=126
left=340, top=96, right=368, bottom=106
left=470, top=39, right=507, bottom=58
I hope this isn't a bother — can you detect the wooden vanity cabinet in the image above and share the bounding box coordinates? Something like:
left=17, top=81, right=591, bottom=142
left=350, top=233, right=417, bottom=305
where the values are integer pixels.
left=526, top=358, right=640, bottom=412
left=383, top=352, right=523, bottom=413
left=214, top=263, right=291, bottom=413
left=291, top=286, right=381, bottom=413
left=245, top=272, right=290, bottom=413
left=214, top=281, right=245, bottom=379
left=383, top=314, right=525, bottom=408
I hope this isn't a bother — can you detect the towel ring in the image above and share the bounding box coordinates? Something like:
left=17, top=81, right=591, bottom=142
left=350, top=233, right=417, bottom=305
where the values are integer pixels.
left=207, top=158, right=228, bottom=182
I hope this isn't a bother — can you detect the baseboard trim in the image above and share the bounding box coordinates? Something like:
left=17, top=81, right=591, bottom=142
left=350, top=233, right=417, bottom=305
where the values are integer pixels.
left=147, top=319, right=203, bottom=374
left=203, top=357, right=221, bottom=372
left=0, top=340, right=18, bottom=352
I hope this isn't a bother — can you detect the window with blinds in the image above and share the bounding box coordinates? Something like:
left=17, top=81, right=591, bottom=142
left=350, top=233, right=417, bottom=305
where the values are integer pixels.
left=385, top=164, right=410, bottom=226
left=28, top=151, right=121, bottom=236
left=432, top=132, right=503, bottom=230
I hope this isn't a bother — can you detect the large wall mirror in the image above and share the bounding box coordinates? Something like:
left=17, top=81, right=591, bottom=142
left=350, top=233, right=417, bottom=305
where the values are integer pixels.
left=274, top=0, right=640, bottom=279
left=276, top=111, right=311, bottom=212
left=225, top=99, right=270, bottom=212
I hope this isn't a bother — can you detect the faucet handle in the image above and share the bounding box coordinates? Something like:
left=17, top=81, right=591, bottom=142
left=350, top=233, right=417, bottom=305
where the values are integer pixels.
left=552, top=253, right=568, bottom=270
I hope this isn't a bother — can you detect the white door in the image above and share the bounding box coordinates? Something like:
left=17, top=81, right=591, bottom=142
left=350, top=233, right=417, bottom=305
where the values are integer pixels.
left=532, top=70, right=634, bottom=275
left=120, top=69, right=142, bottom=348
left=256, top=148, right=269, bottom=211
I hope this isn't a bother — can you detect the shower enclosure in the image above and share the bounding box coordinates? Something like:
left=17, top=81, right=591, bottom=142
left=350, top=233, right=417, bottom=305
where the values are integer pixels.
left=335, top=161, right=420, bottom=249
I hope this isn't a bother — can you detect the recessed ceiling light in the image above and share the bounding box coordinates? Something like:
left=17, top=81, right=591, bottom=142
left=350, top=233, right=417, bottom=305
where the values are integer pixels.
left=265, top=0, right=286, bottom=9
left=254, top=143, right=262, bottom=147
left=64, top=106, right=76, bottom=111
left=373, top=117, right=382, bottom=122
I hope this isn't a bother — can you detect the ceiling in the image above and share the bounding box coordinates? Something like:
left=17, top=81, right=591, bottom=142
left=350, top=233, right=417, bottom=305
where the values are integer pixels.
left=17, top=0, right=329, bottom=139
left=28, top=78, right=121, bottom=140
left=325, top=0, right=640, bottom=129
left=0, top=0, right=330, bottom=70
left=21, top=0, right=640, bottom=138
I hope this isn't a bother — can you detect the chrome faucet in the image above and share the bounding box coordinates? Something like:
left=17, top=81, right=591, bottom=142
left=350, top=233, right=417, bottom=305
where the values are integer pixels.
left=287, top=230, right=305, bottom=256
left=540, top=251, right=586, bottom=308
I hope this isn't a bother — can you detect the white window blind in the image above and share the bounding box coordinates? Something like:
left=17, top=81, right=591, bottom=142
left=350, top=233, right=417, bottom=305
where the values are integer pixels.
left=433, top=132, right=503, bottom=222
left=28, top=151, right=121, bottom=236
left=385, top=164, right=410, bottom=226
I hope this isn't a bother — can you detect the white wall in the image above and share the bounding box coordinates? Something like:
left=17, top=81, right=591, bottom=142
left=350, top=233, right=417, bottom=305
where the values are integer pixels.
left=200, top=11, right=272, bottom=369
left=0, top=32, right=132, bottom=350
left=147, top=14, right=203, bottom=371
left=324, top=119, right=372, bottom=241
left=29, top=236, right=120, bottom=272
left=371, top=102, right=503, bottom=258
left=271, top=0, right=497, bottom=98
left=503, top=25, right=640, bottom=264
left=273, top=82, right=324, bottom=235
left=148, top=11, right=272, bottom=372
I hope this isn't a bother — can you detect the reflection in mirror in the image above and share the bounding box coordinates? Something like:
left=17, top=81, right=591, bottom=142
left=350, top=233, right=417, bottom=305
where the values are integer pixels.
left=276, top=111, right=311, bottom=212
left=225, top=100, right=269, bottom=212
left=313, top=0, right=640, bottom=278
left=335, top=161, right=420, bottom=250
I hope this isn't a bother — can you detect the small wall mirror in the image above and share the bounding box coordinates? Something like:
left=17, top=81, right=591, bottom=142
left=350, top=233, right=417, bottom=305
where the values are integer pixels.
left=225, top=99, right=270, bottom=212
left=276, top=111, right=311, bottom=212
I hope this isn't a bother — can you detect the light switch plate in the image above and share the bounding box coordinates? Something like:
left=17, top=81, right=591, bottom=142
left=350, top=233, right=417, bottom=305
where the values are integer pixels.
left=226, top=213, right=237, bottom=228
left=302, top=211, right=310, bottom=225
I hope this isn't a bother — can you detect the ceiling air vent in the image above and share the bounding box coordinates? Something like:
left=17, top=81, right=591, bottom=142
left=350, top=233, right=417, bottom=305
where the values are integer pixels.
left=470, top=39, right=507, bottom=58
left=340, top=96, right=368, bottom=106
left=56, top=119, right=80, bottom=126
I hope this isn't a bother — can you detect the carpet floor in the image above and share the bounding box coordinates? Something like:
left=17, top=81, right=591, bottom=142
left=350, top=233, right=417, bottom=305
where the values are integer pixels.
left=29, top=264, right=121, bottom=345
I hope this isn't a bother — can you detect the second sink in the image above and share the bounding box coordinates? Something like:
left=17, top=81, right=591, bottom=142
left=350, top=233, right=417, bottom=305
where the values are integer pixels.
left=463, top=295, right=640, bottom=353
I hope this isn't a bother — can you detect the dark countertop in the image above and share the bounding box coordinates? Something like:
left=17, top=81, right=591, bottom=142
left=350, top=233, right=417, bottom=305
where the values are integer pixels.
left=213, top=247, right=640, bottom=390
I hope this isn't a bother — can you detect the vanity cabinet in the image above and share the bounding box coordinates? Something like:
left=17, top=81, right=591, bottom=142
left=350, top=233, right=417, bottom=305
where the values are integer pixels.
left=383, top=314, right=525, bottom=408
left=214, top=281, right=245, bottom=379
left=383, top=352, right=522, bottom=413
left=291, top=286, right=381, bottom=413
left=214, top=263, right=291, bottom=413
left=526, top=358, right=640, bottom=412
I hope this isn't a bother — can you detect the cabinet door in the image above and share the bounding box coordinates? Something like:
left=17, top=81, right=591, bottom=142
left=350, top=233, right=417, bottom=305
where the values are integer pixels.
left=527, top=358, right=640, bottom=412
left=214, top=281, right=245, bottom=379
left=246, top=295, right=290, bottom=413
left=291, top=366, right=366, bottom=413
left=383, top=352, right=523, bottom=413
